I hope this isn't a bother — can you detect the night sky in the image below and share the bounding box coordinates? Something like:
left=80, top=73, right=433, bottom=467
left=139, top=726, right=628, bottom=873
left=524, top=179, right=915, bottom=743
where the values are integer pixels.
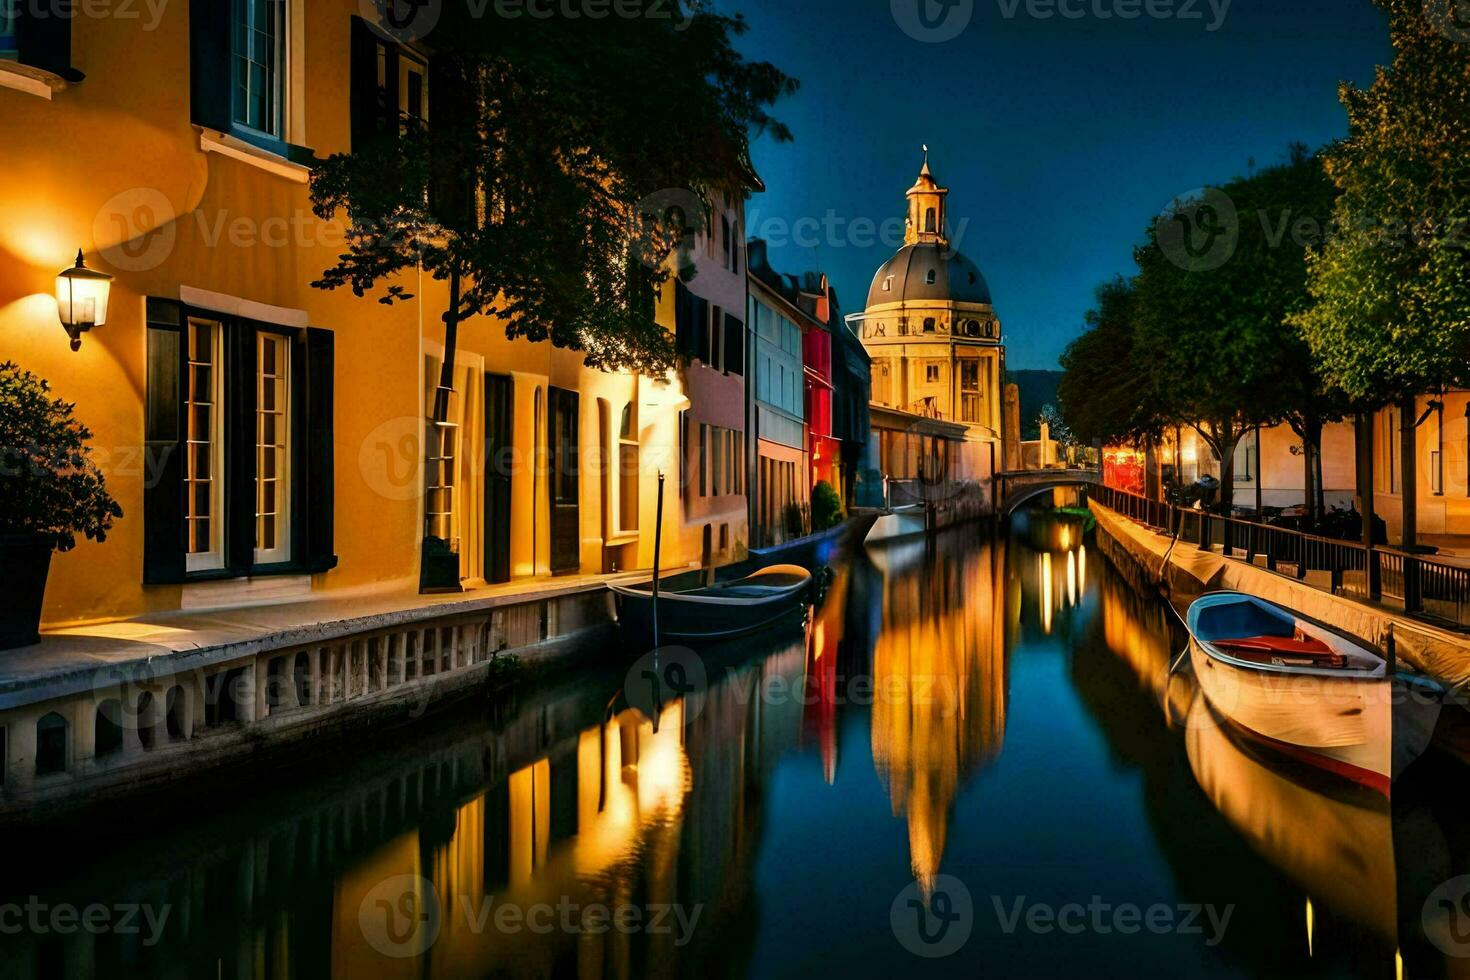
left=737, top=0, right=1392, bottom=369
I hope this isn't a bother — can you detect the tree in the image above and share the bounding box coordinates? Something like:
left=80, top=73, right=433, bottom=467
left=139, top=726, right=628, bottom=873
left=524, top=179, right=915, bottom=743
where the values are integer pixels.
left=1294, top=0, right=1470, bottom=545
left=310, top=2, right=797, bottom=420
left=1058, top=277, right=1153, bottom=445
left=1130, top=147, right=1349, bottom=518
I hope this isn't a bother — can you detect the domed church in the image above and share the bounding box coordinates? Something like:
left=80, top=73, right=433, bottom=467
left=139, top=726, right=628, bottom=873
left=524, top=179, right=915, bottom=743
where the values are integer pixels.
left=851, top=155, right=1005, bottom=440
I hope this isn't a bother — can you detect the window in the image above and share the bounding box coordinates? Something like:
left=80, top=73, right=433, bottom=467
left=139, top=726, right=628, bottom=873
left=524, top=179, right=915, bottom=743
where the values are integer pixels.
left=960, top=360, right=982, bottom=423
left=882, top=277, right=893, bottom=292
left=232, top=0, right=288, bottom=137
left=923, top=317, right=936, bottom=333
left=721, top=215, right=732, bottom=268
left=925, top=208, right=936, bottom=233
left=618, top=404, right=639, bottom=532
left=926, top=364, right=941, bottom=384
left=400, top=52, right=428, bottom=130
left=146, top=298, right=336, bottom=584
left=186, top=320, right=225, bottom=572
left=925, top=269, right=937, bottom=285
left=36, top=713, right=67, bottom=776
left=256, top=333, right=291, bottom=564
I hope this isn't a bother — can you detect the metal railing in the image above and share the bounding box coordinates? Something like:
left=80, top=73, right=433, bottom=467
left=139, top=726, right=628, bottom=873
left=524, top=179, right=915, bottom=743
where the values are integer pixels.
left=1089, top=484, right=1470, bottom=630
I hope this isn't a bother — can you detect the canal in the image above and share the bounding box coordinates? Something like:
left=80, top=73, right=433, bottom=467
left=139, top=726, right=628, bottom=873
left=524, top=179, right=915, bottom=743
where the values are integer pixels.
left=7, top=507, right=1470, bottom=978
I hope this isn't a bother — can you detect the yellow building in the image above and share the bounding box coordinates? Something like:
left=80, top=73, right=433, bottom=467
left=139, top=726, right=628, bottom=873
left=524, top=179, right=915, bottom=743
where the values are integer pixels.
left=847, top=157, right=1004, bottom=519
left=0, top=1, right=715, bottom=630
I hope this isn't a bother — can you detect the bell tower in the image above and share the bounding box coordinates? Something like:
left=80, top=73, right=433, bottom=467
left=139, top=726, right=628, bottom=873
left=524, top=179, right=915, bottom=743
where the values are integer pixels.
left=905, top=146, right=949, bottom=246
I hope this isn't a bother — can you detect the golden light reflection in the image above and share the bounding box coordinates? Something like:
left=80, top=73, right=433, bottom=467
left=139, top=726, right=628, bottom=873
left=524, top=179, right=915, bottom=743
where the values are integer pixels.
left=1306, top=897, right=1314, bottom=957
left=868, top=537, right=1006, bottom=891
left=1041, top=552, right=1053, bottom=634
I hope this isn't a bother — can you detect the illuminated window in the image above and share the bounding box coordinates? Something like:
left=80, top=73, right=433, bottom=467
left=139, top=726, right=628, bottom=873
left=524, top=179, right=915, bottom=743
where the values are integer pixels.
left=232, top=0, right=287, bottom=137
left=186, top=319, right=225, bottom=571
left=926, top=363, right=940, bottom=383
left=255, top=332, right=291, bottom=563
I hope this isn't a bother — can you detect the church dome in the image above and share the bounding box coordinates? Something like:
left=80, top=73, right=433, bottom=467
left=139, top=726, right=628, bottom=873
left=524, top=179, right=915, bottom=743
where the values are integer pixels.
left=867, top=243, right=993, bottom=308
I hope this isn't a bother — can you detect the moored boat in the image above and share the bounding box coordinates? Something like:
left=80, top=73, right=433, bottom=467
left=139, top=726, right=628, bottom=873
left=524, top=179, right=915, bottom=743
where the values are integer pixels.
left=611, top=564, right=812, bottom=650
left=1185, top=591, right=1441, bottom=796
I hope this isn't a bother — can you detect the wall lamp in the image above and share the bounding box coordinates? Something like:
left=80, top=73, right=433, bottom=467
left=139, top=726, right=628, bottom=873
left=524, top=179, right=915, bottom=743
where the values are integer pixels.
left=55, top=250, right=112, bottom=351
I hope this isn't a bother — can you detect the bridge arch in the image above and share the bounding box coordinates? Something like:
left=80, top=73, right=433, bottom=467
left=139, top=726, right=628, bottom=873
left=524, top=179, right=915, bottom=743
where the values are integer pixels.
left=996, top=470, right=1101, bottom=516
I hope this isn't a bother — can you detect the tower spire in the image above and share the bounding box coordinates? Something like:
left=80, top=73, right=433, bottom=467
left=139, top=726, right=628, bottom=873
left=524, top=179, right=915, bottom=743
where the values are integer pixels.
left=905, top=150, right=949, bottom=246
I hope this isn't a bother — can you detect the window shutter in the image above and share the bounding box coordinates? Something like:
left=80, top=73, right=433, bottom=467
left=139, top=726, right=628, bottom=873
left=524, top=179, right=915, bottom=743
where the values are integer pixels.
left=724, top=314, right=744, bottom=376
left=428, top=55, right=477, bottom=229
left=349, top=17, right=383, bottom=151
left=694, top=295, right=711, bottom=363
left=189, top=0, right=232, bottom=131
left=143, top=302, right=186, bottom=584
left=16, top=2, right=82, bottom=81
left=300, top=329, right=337, bottom=572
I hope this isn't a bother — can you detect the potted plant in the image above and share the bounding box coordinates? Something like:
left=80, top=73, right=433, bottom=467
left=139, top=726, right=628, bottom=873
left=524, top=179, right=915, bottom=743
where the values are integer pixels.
left=0, top=362, right=122, bottom=650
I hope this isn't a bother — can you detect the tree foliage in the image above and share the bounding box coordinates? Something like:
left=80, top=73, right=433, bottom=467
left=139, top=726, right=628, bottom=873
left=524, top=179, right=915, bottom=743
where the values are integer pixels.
left=0, top=362, right=122, bottom=551
left=1058, top=277, right=1147, bottom=445
left=1295, top=0, right=1470, bottom=400
left=310, top=1, right=797, bottom=377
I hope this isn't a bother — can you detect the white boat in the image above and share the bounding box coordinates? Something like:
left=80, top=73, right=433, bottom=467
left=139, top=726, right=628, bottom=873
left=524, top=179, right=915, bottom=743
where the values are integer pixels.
left=1186, top=592, right=1441, bottom=796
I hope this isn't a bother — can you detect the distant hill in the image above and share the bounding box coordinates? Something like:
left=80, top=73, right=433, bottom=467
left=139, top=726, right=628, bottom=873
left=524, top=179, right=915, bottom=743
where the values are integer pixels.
left=1009, top=370, right=1064, bottom=440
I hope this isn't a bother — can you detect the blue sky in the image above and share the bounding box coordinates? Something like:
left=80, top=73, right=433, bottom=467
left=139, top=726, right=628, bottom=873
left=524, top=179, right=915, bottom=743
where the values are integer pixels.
left=736, top=0, right=1392, bottom=369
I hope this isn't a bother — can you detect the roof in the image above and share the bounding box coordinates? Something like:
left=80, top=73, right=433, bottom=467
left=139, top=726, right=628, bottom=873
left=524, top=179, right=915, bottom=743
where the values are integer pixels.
left=866, top=243, right=993, bottom=308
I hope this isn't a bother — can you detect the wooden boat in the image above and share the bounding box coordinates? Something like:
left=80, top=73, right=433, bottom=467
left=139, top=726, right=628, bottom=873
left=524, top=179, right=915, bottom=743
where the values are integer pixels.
left=1186, top=592, right=1441, bottom=796
left=610, top=564, right=812, bottom=649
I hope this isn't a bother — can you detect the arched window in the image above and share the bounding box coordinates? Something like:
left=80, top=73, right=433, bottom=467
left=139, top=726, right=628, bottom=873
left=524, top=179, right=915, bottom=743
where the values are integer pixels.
left=95, top=700, right=124, bottom=758
left=925, top=269, right=937, bottom=285
left=166, top=686, right=188, bottom=740
left=36, top=713, right=68, bottom=775
left=925, top=208, right=936, bottom=233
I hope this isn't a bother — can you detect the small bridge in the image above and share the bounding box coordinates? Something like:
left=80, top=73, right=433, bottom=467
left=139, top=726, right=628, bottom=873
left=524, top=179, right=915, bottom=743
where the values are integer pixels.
left=996, top=468, right=1102, bottom=516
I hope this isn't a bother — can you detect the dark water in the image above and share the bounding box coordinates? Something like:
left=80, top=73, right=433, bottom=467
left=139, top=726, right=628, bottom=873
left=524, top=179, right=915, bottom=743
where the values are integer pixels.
left=8, top=510, right=1470, bottom=978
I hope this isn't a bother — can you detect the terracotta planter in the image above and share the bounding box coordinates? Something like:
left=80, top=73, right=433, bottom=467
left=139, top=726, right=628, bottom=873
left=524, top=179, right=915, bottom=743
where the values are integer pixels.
left=0, top=533, right=53, bottom=650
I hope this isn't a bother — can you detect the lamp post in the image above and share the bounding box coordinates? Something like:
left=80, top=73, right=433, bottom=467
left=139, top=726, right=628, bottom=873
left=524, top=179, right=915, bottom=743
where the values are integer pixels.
left=55, top=250, right=113, bottom=351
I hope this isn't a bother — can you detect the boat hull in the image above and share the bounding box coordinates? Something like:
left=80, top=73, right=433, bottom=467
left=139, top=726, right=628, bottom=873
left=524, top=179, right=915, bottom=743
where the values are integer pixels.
left=1189, top=638, right=1392, bottom=795
left=611, top=565, right=812, bottom=650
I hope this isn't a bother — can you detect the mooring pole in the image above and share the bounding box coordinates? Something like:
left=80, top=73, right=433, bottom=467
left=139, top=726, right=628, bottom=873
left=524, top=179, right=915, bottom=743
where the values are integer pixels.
left=652, top=472, right=665, bottom=650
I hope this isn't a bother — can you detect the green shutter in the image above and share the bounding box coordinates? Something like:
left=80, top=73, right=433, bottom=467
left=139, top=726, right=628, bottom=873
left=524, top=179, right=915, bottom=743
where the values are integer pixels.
left=189, top=0, right=232, bottom=132
left=143, top=301, right=186, bottom=584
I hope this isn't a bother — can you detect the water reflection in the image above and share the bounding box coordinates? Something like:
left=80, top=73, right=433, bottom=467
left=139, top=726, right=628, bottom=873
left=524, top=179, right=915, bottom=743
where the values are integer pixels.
left=856, top=532, right=1007, bottom=892
left=12, top=509, right=1470, bottom=977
